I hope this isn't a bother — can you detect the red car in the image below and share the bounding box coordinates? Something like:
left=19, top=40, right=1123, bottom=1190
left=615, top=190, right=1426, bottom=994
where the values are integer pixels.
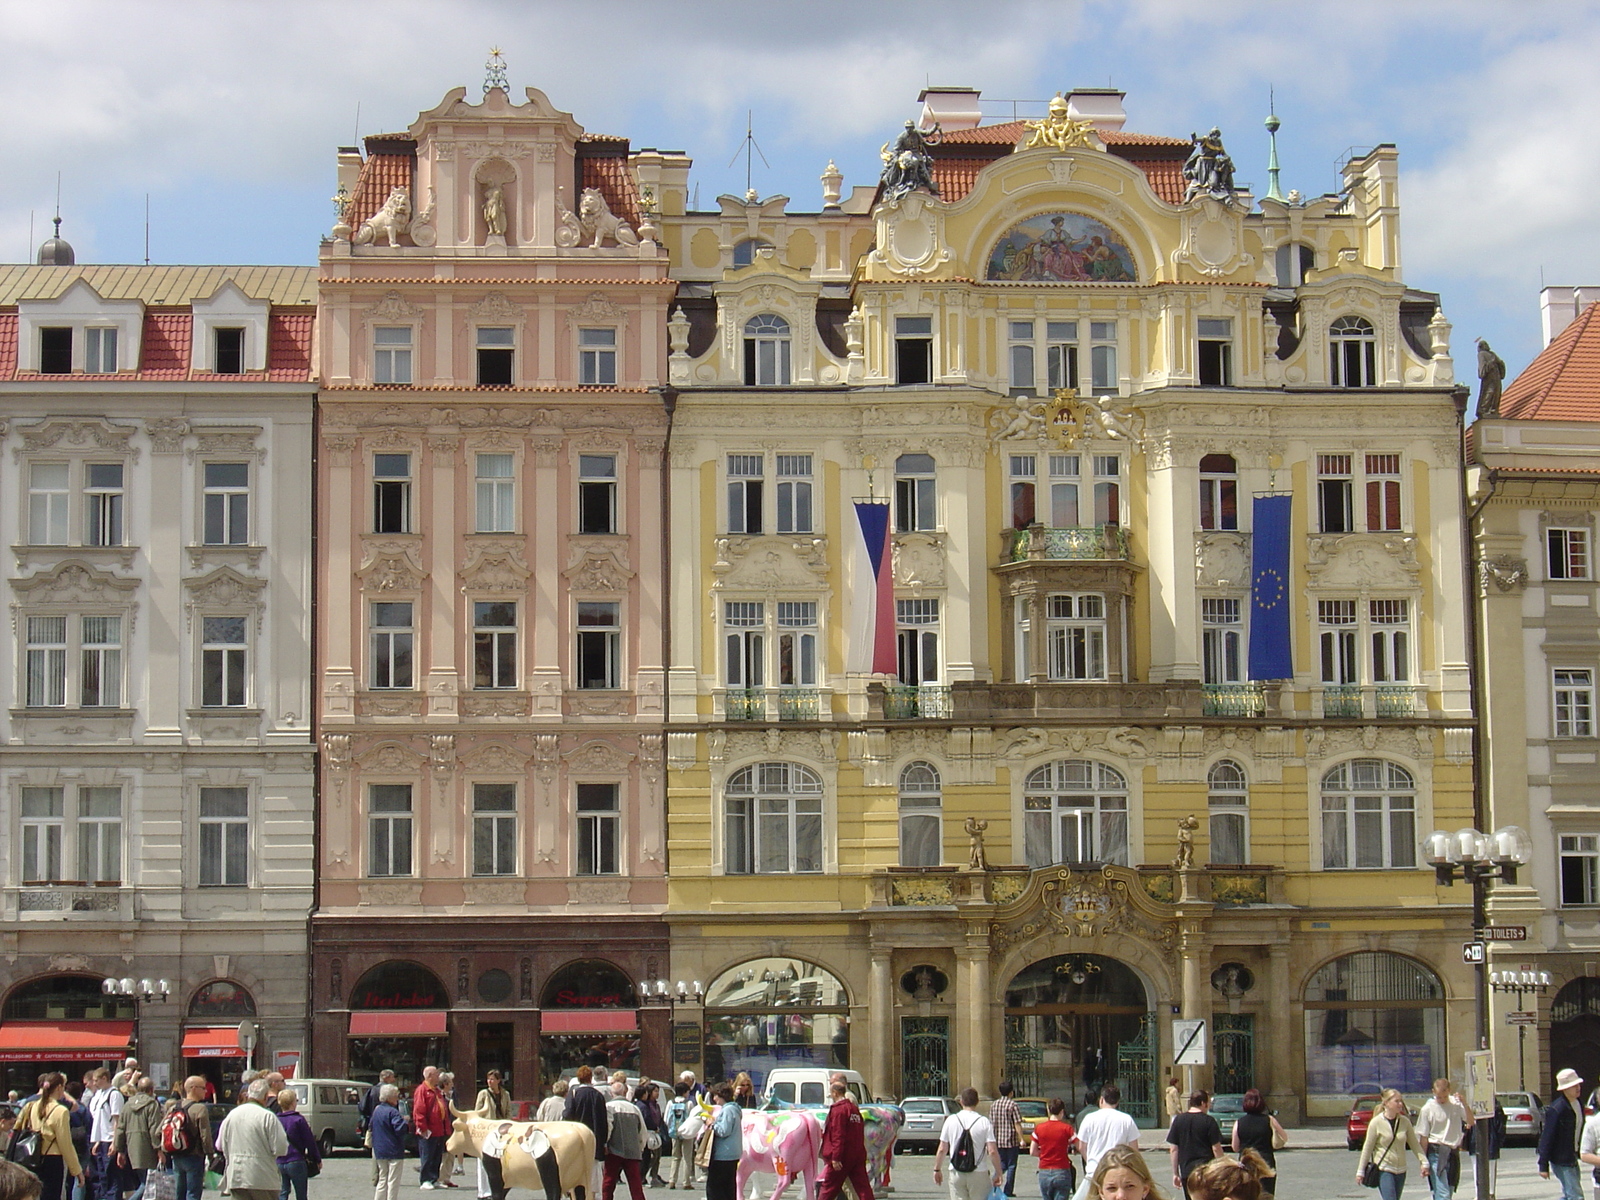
left=1347, top=1094, right=1418, bottom=1151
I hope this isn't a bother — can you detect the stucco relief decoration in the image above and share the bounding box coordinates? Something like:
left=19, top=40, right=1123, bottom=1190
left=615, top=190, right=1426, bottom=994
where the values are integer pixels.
left=555, top=188, right=584, bottom=248
left=359, top=540, right=425, bottom=592
left=563, top=543, right=635, bottom=593
left=460, top=696, right=531, bottom=718
left=988, top=213, right=1135, bottom=282
left=183, top=567, right=267, bottom=631
left=470, top=292, right=522, bottom=324
left=893, top=533, right=946, bottom=591
left=429, top=734, right=456, bottom=780
left=1196, top=532, right=1250, bottom=588
left=1479, top=554, right=1530, bottom=594
left=12, top=560, right=139, bottom=609
left=990, top=866, right=1179, bottom=964
left=566, top=740, right=633, bottom=774
left=366, top=291, right=423, bottom=321
left=408, top=188, right=438, bottom=248
left=1173, top=198, right=1254, bottom=278
left=873, top=191, right=953, bottom=277
left=359, top=742, right=422, bottom=774
left=717, top=545, right=818, bottom=594
left=190, top=427, right=264, bottom=464
left=464, top=743, right=526, bottom=773
left=566, top=292, right=628, bottom=328
left=15, top=418, right=138, bottom=463
left=461, top=540, right=531, bottom=593
left=1305, top=532, right=1420, bottom=588
left=48, top=953, right=94, bottom=973
left=145, top=418, right=189, bottom=454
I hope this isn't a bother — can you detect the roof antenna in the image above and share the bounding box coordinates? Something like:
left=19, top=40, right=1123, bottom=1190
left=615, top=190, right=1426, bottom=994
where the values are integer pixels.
left=727, top=111, right=769, bottom=204
left=1264, top=87, right=1285, bottom=203
left=353, top=102, right=361, bottom=148
left=144, top=194, right=151, bottom=266
left=28, top=210, right=34, bottom=261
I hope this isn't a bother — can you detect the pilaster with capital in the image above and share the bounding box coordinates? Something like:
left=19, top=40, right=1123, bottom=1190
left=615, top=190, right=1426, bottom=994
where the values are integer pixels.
left=869, top=948, right=893, bottom=1102
left=1266, top=942, right=1299, bottom=1123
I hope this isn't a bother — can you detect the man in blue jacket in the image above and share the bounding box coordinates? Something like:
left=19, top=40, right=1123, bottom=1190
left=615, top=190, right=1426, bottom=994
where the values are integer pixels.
left=370, top=1084, right=411, bottom=1200
left=1539, top=1068, right=1585, bottom=1200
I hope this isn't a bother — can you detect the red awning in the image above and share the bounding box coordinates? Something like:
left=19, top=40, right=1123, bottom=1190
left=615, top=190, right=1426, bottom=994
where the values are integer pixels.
left=0, top=1021, right=135, bottom=1062
left=541, top=1011, right=637, bottom=1034
left=348, top=1011, right=448, bottom=1037
left=181, top=1027, right=244, bottom=1058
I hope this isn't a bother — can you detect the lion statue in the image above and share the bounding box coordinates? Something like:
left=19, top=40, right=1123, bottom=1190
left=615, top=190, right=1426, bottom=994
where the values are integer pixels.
left=577, top=187, right=638, bottom=248
left=355, top=187, right=412, bottom=247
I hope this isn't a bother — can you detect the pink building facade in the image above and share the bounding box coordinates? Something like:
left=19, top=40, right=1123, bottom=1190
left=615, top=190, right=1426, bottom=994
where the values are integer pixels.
left=309, top=84, right=684, bottom=1089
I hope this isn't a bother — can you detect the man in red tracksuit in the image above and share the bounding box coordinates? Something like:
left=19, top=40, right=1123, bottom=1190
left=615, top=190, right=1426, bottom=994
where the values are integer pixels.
left=817, top=1079, right=874, bottom=1200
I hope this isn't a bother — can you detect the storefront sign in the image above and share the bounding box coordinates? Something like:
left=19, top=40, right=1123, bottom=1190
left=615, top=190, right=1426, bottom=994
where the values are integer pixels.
left=672, top=1023, right=702, bottom=1065
left=274, top=1049, right=301, bottom=1078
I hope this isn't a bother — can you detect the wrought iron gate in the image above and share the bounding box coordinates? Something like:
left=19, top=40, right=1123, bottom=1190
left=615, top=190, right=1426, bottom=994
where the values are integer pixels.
left=1003, top=1015, right=1042, bottom=1096
left=1213, top=1012, right=1255, bottom=1094
left=1114, top=1013, right=1157, bottom=1122
left=901, top=1016, right=950, bottom=1097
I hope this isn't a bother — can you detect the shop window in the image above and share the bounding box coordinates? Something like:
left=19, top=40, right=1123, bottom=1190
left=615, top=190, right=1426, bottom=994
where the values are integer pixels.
left=1304, top=952, right=1443, bottom=1102
left=703, top=957, right=850, bottom=1087
left=3, top=975, right=133, bottom=1021
left=540, top=959, right=638, bottom=1009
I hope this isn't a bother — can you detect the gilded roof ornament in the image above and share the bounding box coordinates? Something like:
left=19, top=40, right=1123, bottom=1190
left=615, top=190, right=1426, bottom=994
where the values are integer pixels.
left=483, top=47, right=509, bottom=98
left=1023, top=95, right=1097, bottom=152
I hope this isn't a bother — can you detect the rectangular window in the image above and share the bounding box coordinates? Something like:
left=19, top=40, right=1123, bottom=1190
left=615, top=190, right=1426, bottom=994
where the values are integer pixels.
left=777, top=601, right=817, bottom=687
left=201, top=616, right=248, bottom=707
left=77, top=787, right=121, bottom=884
left=28, top=462, right=69, bottom=545
left=85, top=463, right=124, bottom=547
left=202, top=462, right=250, bottom=545
left=373, top=453, right=411, bottom=534
left=39, top=327, right=73, bottom=374
left=1369, top=599, right=1410, bottom=683
left=1555, top=669, right=1595, bottom=738
left=80, top=616, right=121, bottom=707
left=1318, top=600, right=1358, bottom=685
left=1323, top=788, right=1415, bottom=870
left=725, top=601, right=764, bottom=688
left=1093, top=454, right=1121, bottom=526
left=213, top=327, right=245, bottom=375
left=894, top=453, right=937, bottom=533
left=895, top=316, right=933, bottom=385
left=1009, top=455, right=1037, bottom=529
left=896, top=598, right=940, bottom=686
left=1561, top=835, right=1600, bottom=906
left=576, top=783, right=620, bottom=876
left=199, top=787, right=249, bottom=887
left=85, top=327, right=118, bottom=374
left=477, top=327, right=515, bottom=387
left=25, top=616, right=67, bottom=707
left=1318, top=454, right=1354, bottom=534
left=727, top=454, right=764, bottom=534
left=370, top=602, right=414, bottom=689
left=366, top=784, right=412, bottom=878
left=373, top=326, right=413, bottom=385
left=775, top=454, right=813, bottom=534
left=1201, top=598, right=1243, bottom=685
left=20, top=787, right=64, bottom=883
left=576, top=601, right=620, bottom=689
left=1046, top=321, right=1079, bottom=392
left=578, top=454, right=617, bottom=534
left=472, top=783, right=518, bottom=877
left=1549, top=528, right=1592, bottom=580
left=1046, top=594, right=1106, bottom=681
left=1008, top=321, right=1036, bottom=393
left=473, top=601, right=517, bottom=690
left=1089, top=321, right=1118, bottom=395
left=578, top=327, right=617, bottom=386
left=1050, top=455, right=1080, bottom=527
left=1365, top=454, right=1402, bottom=531
left=474, top=453, right=515, bottom=533
left=1197, top=318, right=1233, bottom=386
left=1199, top=456, right=1239, bottom=531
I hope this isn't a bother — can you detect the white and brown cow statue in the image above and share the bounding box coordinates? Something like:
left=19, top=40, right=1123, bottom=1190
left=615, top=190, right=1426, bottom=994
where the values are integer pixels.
left=446, top=1115, right=597, bottom=1200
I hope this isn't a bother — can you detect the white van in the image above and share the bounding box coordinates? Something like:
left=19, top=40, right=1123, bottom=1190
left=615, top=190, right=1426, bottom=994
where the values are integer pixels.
left=283, top=1078, right=369, bottom=1153
left=761, top=1068, right=869, bottom=1108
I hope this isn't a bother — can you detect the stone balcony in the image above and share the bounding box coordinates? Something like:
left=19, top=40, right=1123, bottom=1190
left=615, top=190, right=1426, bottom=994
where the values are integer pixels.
left=947, top=680, right=1207, bottom=721
left=1001, top=524, right=1132, bottom=563
left=6, top=883, right=132, bottom=920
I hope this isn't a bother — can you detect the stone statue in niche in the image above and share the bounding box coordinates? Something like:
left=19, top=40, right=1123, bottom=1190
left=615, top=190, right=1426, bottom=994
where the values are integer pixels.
left=1476, top=338, right=1506, bottom=417
left=482, top=183, right=507, bottom=237
left=1182, top=129, right=1237, bottom=203
left=354, top=187, right=412, bottom=247
left=578, top=188, right=639, bottom=248
left=879, top=120, right=942, bottom=201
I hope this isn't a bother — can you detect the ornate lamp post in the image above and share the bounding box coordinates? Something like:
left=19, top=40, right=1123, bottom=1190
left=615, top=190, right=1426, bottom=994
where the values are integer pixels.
left=103, top=976, right=170, bottom=1058
left=1489, top=969, right=1551, bottom=1092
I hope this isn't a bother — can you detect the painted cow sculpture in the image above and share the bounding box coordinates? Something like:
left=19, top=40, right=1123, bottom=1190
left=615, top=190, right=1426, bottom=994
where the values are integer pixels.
left=445, top=1116, right=597, bottom=1200
left=737, top=1104, right=904, bottom=1200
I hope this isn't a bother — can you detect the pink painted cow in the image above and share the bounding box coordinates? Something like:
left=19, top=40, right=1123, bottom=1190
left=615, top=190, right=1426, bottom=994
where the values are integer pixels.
left=737, top=1109, right=823, bottom=1200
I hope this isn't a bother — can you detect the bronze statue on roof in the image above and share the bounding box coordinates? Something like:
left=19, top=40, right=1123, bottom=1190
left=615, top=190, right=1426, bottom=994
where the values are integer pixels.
left=1182, top=127, right=1237, bottom=203
left=880, top=120, right=942, bottom=201
left=1476, top=338, right=1506, bottom=417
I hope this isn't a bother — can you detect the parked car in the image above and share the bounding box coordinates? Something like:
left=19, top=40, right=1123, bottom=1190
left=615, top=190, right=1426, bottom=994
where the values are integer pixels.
left=896, top=1095, right=957, bottom=1152
left=1013, top=1097, right=1051, bottom=1147
left=1346, top=1094, right=1420, bottom=1151
left=763, top=1068, right=869, bottom=1108
left=1498, top=1091, right=1543, bottom=1143
left=1209, top=1093, right=1246, bottom=1141
left=282, top=1077, right=370, bottom=1154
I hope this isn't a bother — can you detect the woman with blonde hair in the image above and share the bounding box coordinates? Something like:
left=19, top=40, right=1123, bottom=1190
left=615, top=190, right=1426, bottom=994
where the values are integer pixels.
left=1355, top=1089, right=1428, bottom=1200
left=536, top=1079, right=568, bottom=1123
left=730, top=1073, right=756, bottom=1109
left=1091, top=1145, right=1166, bottom=1200
left=1183, top=1150, right=1272, bottom=1200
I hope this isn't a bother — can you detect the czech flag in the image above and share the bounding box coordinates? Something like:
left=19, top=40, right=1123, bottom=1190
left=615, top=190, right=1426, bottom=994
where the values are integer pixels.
left=851, top=500, right=897, bottom=674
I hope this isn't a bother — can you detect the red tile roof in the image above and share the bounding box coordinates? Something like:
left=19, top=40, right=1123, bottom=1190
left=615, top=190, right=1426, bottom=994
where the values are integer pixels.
left=938, top=121, right=1026, bottom=145
left=929, top=158, right=998, bottom=203
left=350, top=152, right=413, bottom=232
left=922, top=121, right=1190, bottom=204
left=0, top=312, right=15, bottom=376
left=267, top=310, right=314, bottom=380
left=580, top=153, right=641, bottom=228
left=1501, top=302, right=1600, bottom=421
left=140, top=310, right=191, bottom=377
left=1118, top=157, right=1186, bottom=205
left=1102, top=130, right=1190, bottom=148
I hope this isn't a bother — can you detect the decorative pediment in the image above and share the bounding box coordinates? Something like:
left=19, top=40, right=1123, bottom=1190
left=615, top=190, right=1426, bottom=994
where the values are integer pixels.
left=469, top=292, right=522, bottom=323
left=461, top=539, right=531, bottom=593
left=365, top=290, right=422, bottom=321
left=988, top=865, right=1178, bottom=961
left=12, top=560, right=140, bottom=605
left=13, top=418, right=138, bottom=463
left=563, top=540, right=635, bottom=593
left=710, top=536, right=825, bottom=594
left=462, top=742, right=527, bottom=773
left=1195, top=532, right=1249, bottom=588
left=184, top=565, right=267, bottom=608
left=357, top=740, right=424, bottom=772
left=359, top=538, right=426, bottom=593
left=565, top=739, right=634, bottom=774
left=188, top=425, right=264, bottom=463
left=1305, top=532, right=1420, bottom=589
left=565, top=292, right=627, bottom=325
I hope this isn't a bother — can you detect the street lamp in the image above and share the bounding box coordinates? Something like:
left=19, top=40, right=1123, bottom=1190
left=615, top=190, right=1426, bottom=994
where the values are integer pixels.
left=1422, top=824, right=1531, bottom=1200
left=639, top=978, right=704, bottom=1005
left=104, top=977, right=170, bottom=1060
left=1489, top=970, right=1552, bottom=1092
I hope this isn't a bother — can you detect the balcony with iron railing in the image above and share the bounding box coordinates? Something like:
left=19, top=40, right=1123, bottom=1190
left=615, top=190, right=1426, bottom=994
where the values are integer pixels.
left=1317, top=684, right=1423, bottom=719
left=881, top=684, right=953, bottom=719
left=1002, top=524, right=1132, bottom=563
left=720, top=688, right=829, bottom=722
left=1202, top=683, right=1270, bottom=718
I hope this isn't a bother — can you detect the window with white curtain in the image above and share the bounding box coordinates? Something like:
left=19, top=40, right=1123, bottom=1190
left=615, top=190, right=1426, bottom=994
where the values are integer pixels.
left=898, top=762, right=942, bottom=867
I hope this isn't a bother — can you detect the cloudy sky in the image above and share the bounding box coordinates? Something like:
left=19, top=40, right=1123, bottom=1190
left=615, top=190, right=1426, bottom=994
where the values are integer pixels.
left=4, top=0, right=1597, bottom=387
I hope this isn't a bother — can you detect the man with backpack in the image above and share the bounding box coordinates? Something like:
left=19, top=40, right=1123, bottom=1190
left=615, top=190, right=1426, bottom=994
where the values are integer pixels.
left=158, top=1077, right=214, bottom=1200
left=932, top=1088, right=1002, bottom=1200
left=664, top=1081, right=700, bottom=1190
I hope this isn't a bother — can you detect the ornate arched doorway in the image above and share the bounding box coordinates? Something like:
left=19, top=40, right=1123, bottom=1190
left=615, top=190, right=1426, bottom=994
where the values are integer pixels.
left=703, top=957, right=849, bottom=1091
left=1003, top=954, right=1153, bottom=1116
left=1551, top=978, right=1600, bottom=1098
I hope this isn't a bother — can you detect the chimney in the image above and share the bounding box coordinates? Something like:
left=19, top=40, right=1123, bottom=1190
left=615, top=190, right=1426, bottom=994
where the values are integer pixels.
left=1542, top=285, right=1600, bottom=346
left=1065, top=88, right=1127, bottom=133
left=919, top=86, right=982, bottom=131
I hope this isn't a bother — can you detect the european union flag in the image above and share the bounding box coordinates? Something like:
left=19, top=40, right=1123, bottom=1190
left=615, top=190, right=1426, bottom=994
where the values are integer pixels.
left=1248, top=494, right=1293, bottom=680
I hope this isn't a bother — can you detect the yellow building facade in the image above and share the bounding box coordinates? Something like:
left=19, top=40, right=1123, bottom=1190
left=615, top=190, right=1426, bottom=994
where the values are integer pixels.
left=657, top=89, right=1477, bottom=1122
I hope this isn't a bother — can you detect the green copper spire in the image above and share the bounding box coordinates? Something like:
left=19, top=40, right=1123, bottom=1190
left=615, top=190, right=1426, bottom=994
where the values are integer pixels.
left=1264, top=94, right=1285, bottom=203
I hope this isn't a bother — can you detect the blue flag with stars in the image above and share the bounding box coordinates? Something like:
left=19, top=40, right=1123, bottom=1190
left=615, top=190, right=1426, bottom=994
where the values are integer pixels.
left=1248, top=494, right=1293, bottom=680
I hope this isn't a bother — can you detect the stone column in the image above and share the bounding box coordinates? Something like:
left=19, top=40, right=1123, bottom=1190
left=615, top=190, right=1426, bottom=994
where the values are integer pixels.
left=958, top=929, right=992, bottom=1095
left=869, top=949, right=893, bottom=1098
left=1266, top=942, right=1299, bottom=1123
left=1178, top=915, right=1209, bottom=1095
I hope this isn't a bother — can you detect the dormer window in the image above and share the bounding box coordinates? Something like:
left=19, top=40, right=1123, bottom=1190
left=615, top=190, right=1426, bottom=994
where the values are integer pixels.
left=214, top=328, right=245, bottom=375
left=39, top=328, right=72, bottom=375
left=85, top=328, right=118, bottom=374
left=732, top=239, right=773, bottom=268
left=743, top=314, right=791, bottom=386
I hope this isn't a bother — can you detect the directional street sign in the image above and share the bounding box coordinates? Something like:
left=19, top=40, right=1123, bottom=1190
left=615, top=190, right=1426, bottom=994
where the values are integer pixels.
left=1479, top=926, right=1528, bottom=941
left=1507, top=1012, right=1539, bottom=1027
left=1462, top=942, right=1486, bottom=965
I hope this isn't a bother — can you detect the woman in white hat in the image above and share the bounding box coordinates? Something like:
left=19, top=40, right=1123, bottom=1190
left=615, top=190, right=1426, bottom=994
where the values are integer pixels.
left=1540, top=1068, right=1585, bottom=1200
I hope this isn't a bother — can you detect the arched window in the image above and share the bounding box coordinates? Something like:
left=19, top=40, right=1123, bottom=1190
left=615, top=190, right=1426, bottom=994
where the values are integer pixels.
left=725, top=762, right=823, bottom=874
left=898, top=762, right=942, bottom=867
left=1275, top=243, right=1315, bottom=287
left=348, top=961, right=449, bottom=1010
left=1304, top=952, right=1443, bottom=1107
left=704, top=957, right=850, bottom=1096
left=1199, top=453, right=1238, bottom=531
left=732, top=239, right=773, bottom=269
left=1023, top=760, right=1128, bottom=867
left=1321, top=759, right=1415, bottom=870
left=188, top=980, right=256, bottom=1018
left=1329, top=316, right=1377, bottom=388
left=3, top=975, right=132, bottom=1021
left=540, top=959, right=637, bottom=1009
left=743, top=314, right=791, bottom=386
left=1208, top=760, right=1248, bottom=865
